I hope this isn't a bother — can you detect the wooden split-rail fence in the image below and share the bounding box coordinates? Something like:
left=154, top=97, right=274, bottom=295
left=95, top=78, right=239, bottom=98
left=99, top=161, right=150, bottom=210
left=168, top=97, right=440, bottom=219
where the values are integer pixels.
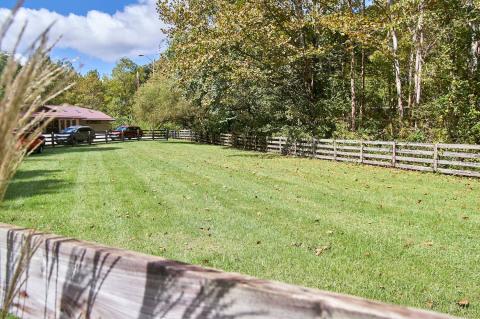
left=172, top=130, right=480, bottom=178
left=42, top=129, right=169, bottom=147
left=0, top=224, right=456, bottom=319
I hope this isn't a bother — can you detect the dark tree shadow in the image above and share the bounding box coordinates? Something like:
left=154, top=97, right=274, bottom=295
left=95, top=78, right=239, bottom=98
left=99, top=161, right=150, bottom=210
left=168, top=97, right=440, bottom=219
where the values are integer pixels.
left=226, top=153, right=279, bottom=160
left=58, top=246, right=121, bottom=318
left=11, top=170, right=63, bottom=181
left=138, top=261, right=267, bottom=319
left=3, top=178, right=70, bottom=201
left=40, top=146, right=121, bottom=157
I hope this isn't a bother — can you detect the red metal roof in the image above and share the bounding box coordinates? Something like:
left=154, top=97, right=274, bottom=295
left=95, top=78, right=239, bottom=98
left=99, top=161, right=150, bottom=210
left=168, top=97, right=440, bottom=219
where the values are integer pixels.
left=38, top=105, right=115, bottom=121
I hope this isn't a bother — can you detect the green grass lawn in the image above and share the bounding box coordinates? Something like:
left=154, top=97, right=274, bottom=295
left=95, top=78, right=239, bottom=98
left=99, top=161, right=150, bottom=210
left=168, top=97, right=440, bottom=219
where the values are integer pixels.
left=1, top=141, right=479, bottom=318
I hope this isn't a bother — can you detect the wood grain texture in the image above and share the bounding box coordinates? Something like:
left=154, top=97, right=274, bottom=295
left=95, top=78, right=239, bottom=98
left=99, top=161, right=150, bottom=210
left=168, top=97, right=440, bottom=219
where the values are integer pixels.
left=0, top=224, right=457, bottom=319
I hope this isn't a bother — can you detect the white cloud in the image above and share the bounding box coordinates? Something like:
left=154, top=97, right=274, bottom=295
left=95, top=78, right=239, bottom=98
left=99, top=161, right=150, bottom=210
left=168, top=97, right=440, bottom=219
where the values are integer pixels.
left=0, top=0, right=166, bottom=62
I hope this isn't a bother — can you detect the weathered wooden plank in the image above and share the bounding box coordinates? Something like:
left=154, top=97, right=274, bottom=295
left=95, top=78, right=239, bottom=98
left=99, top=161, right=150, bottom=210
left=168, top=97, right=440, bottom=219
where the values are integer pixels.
left=315, top=154, right=335, bottom=161
left=436, top=168, right=480, bottom=177
left=441, top=151, right=480, bottom=159
left=363, top=147, right=391, bottom=153
left=0, top=224, right=456, bottom=319
left=363, top=160, right=391, bottom=167
left=396, top=163, right=434, bottom=172
left=336, top=157, right=361, bottom=163
left=396, top=149, right=434, bottom=156
left=335, top=145, right=361, bottom=151
left=316, top=144, right=335, bottom=150
left=396, top=156, right=434, bottom=164
left=391, top=142, right=397, bottom=167
left=335, top=151, right=361, bottom=158
left=363, top=141, right=394, bottom=146
left=396, top=142, right=435, bottom=148
left=316, top=149, right=335, bottom=155
left=332, top=139, right=360, bottom=144
left=363, top=153, right=392, bottom=160
left=437, top=160, right=480, bottom=168
left=438, top=143, right=480, bottom=150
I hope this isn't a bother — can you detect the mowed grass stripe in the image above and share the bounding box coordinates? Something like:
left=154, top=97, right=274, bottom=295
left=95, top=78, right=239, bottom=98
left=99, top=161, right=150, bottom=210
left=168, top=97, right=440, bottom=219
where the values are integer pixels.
left=1, top=141, right=479, bottom=318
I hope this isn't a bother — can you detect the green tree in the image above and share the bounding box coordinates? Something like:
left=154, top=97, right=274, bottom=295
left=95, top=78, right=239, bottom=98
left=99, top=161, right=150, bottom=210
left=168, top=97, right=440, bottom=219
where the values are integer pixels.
left=104, top=58, right=150, bottom=123
left=133, top=75, right=193, bottom=129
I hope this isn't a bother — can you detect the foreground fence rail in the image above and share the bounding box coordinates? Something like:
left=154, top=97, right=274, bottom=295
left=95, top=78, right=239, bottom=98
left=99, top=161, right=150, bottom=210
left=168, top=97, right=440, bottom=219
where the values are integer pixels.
left=0, top=224, right=456, bottom=319
left=171, top=130, right=480, bottom=178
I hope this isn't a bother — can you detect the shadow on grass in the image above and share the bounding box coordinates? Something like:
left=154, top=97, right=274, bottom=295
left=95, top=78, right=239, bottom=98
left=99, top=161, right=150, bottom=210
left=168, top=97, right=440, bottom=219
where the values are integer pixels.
left=226, top=153, right=279, bottom=159
left=40, top=145, right=121, bottom=157
left=11, top=169, right=63, bottom=180
left=165, top=140, right=197, bottom=145
left=4, top=177, right=70, bottom=201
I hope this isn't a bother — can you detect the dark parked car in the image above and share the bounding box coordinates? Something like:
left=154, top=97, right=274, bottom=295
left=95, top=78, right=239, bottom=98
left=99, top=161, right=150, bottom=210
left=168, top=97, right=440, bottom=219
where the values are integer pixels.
left=55, top=126, right=95, bottom=145
left=110, top=125, right=143, bottom=140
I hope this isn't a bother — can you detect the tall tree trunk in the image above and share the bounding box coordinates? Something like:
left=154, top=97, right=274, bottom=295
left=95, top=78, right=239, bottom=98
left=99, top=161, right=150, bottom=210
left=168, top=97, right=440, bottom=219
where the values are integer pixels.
left=467, top=0, right=479, bottom=73
left=350, top=47, right=356, bottom=131
left=413, top=1, right=424, bottom=108
left=348, top=0, right=356, bottom=131
left=407, top=29, right=416, bottom=110
left=360, top=0, right=366, bottom=122
left=388, top=0, right=404, bottom=118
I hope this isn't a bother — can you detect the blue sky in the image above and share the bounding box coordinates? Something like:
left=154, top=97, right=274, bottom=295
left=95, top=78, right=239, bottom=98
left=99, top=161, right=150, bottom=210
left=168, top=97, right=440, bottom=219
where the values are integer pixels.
left=0, top=0, right=165, bottom=76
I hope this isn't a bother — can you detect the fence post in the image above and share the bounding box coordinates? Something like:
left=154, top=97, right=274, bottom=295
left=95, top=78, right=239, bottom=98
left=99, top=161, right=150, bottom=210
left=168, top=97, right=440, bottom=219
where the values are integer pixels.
left=392, top=141, right=397, bottom=167
left=294, top=139, right=297, bottom=156
left=121, top=131, right=125, bottom=142
left=105, top=131, right=108, bottom=144
left=311, top=138, right=317, bottom=159
left=360, top=140, right=364, bottom=163
left=166, top=129, right=169, bottom=141
left=433, top=143, right=439, bottom=172
left=333, top=139, right=337, bottom=161
left=51, top=132, right=55, bottom=148
left=279, top=138, right=283, bottom=155
left=152, top=130, right=155, bottom=140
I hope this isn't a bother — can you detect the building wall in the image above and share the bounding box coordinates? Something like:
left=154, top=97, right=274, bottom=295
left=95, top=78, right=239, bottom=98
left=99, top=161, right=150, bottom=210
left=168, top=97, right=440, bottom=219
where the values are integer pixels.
left=79, top=120, right=113, bottom=132
left=43, top=119, right=113, bottom=133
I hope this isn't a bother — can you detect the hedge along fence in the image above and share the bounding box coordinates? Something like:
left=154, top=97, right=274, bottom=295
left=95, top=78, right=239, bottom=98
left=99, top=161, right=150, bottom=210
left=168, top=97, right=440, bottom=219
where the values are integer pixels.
left=0, top=224, right=457, bottom=319
left=42, top=129, right=169, bottom=147
left=172, top=130, right=480, bottom=178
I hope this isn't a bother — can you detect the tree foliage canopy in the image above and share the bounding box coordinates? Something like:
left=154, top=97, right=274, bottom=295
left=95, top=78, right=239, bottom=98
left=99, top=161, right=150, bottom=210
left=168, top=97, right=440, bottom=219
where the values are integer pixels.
left=157, top=0, right=480, bottom=142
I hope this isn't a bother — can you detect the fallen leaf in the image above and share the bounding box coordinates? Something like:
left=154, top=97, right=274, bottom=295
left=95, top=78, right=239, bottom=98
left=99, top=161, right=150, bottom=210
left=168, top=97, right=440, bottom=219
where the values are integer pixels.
left=426, top=301, right=434, bottom=309
left=404, top=240, right=415, bottom=248
left=422, top=241, right=434, bottom=247
left=315, top=245, right=331, bottom=256
left=457, top=299, right=469, bottom=308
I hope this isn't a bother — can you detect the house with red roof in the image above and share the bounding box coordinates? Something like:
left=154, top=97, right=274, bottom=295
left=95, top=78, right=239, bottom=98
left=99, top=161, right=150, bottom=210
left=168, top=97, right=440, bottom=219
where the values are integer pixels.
left=36, top=105, right=115, bottom=133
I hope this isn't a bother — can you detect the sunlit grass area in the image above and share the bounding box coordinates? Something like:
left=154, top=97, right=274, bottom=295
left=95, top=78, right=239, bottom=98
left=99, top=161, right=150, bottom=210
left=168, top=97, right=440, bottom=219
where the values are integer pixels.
left=1, top=141, right=479, bottom=318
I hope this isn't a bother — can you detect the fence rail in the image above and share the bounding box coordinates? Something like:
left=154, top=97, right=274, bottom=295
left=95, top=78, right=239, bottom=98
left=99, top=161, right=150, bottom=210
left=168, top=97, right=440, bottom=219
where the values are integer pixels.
left=0, top=224, right=455, bottom=319
left=171, top=130, right=480, bottom=178
left=42, top=129, right=169, bottom=147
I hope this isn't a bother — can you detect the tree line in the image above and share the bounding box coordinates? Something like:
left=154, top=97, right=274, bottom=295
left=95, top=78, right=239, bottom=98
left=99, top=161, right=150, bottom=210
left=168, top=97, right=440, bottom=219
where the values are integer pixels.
left=48, top=0, right=480, bottom=143
left=155, top=0, right=480, bottom=143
